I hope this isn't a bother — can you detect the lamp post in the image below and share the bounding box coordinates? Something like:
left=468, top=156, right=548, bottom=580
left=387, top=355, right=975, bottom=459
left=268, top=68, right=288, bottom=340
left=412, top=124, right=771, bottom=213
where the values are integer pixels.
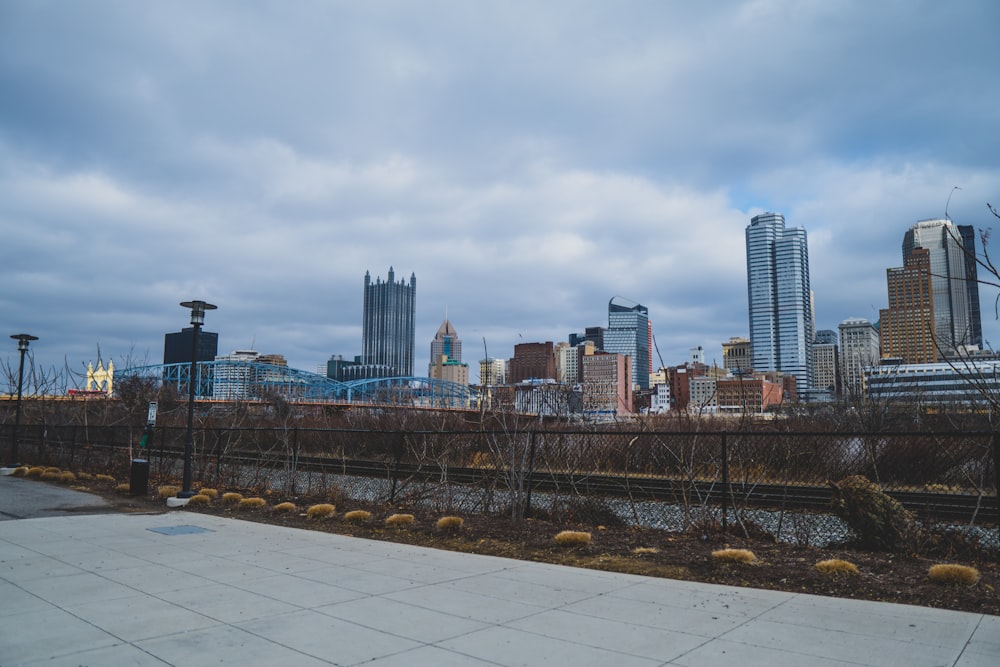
left=6, top=334, right=38, bottom=470
left=178, top=301, right=216, bottom=499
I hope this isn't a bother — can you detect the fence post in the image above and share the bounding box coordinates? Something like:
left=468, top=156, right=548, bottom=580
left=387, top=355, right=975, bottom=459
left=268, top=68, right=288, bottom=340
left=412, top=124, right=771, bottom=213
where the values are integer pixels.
left=993, top=431, right=1000, bottom=564
left=525, top=431, right=537, bottom=518
left=721, top=432, right=729, bottom=532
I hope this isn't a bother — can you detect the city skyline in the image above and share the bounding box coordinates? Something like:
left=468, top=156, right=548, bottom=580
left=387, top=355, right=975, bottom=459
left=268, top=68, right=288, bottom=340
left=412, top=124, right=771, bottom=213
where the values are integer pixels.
left=2, top=3, right=998, bottom=384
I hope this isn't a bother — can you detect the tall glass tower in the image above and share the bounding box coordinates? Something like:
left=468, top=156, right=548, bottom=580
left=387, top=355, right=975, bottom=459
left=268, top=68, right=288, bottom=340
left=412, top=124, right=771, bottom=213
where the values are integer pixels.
left=746, top=212, right=814, bottom=395
left=903, top=219, right=977, bottom=351
left=604, top=297, right=650, bottom=390
left=358, top=267, right=416, bottom=378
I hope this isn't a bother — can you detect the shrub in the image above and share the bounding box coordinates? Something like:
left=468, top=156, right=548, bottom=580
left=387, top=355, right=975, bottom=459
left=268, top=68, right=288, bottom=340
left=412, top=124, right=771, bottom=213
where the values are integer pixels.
left=554, top=530, right=592, bottom=546
left=385, top=513, right=415, bottom=528
left=157, top=485, right=180, bottom=499
left=95, top=474, right=115, bottom=483
left=115, top=483, right=130, bottom=494
left=197, top=488, right=219, bottom=499
left=26, top=467, right=44, bottom=478
left=815, top=559, right=859, bottom=575
left=928, top=564, right=980, bottom=585
left=307, top=503, right=337, bottom=519
left=829, top=475, right=916, bottom=551
left=187, top=494, right=212, bottom=505
left=273, top=502, right=297, bottom=513
left=238, top=497, right=267, bottom=510
left=436, top=516, right=464, bottom=531
left=711, top=548, right=756, bottom=563
left=343, top=510, right=372, bottom=524
left=221, top=492, right=244, bottom=505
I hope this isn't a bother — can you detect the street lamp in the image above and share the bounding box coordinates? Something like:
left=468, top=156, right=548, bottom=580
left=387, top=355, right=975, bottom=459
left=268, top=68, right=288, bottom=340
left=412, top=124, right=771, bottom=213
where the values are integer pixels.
left=6, top=334, right=38, bottom=470
left=177, top=301, right=216, bottom=499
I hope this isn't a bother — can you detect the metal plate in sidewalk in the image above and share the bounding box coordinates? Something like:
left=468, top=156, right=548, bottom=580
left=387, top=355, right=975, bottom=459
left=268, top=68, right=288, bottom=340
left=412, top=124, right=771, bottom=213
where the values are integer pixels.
left=147, top=525, right=215, bottom=536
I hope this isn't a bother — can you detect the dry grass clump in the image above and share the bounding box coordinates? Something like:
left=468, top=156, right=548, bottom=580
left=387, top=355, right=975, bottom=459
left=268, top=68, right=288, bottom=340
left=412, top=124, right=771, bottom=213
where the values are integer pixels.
left=711, top=548, right=757, bottom=564
left=221, top=492, right=244, bottom=505
left=59, top=471, right=76, bottom=483
left=633, top=547, right=660, bottom=555
left=115, top=483, right=131, bottom=494
left=343, top=509, right=372, bottom=524
left=26, top=466, right=45, bottom=478
left=815, top=559, right=859, bottom=575
left=45, top=467, right=61, bottom=473
left=95, top=474, right=115, bottom=482
left=273, top=502, right=297, bottom=513
left=12, top=466, right=29, bottom=476
left=554, top=530, right=592, bottom=546
left=40, top=471, right=61, bottom=481
left=75, top=471, right=93, bottom=480
left=385, top=513, right=415, bottom=528
left=238, top=497, right=267, bottom=510
left=157, top=485, right=181, bottom=499
left=436, top=516, right=464, bottom=531
left=186, top=494, right=212, bottom=505
left=197, top=488, right=219, bottom=499
left=307, top=503, right=337, bottom=519
left=928, top=564, right=980, bottom=586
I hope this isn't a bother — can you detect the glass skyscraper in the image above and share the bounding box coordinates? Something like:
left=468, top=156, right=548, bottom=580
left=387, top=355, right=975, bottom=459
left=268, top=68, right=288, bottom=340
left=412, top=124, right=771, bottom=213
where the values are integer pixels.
left=746, top=212, right=814, bottom=395
left=356, top=267, right=416, bottom=378
left=902, top=219, right=978, bottom=351
left=604, top=297, right=650, bottom=390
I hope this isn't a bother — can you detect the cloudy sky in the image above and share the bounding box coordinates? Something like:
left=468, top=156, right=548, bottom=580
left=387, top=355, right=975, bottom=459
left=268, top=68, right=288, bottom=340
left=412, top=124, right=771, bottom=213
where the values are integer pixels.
left=2, top=0, right=998, bottom=386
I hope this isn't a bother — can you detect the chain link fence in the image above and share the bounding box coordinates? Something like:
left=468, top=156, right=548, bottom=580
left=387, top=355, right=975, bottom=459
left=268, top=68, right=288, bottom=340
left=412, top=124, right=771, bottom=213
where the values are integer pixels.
left=4, top=423, right=997, bottom=546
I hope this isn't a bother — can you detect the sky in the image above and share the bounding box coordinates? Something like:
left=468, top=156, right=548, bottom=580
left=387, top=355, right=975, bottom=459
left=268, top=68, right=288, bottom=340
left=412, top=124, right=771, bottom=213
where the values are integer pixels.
left=2, top=0, right=999, bottom=388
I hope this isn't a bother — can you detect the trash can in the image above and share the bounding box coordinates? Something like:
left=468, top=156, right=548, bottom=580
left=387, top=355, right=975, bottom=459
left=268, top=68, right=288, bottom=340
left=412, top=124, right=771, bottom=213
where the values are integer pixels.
left=129, top=459, right=149, bottom=496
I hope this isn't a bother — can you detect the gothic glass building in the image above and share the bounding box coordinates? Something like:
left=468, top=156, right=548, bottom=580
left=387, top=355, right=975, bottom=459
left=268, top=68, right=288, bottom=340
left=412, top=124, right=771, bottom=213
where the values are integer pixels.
left=746, top=212, right=814, bottom=395
left=354, top=268, right=416, bottom=379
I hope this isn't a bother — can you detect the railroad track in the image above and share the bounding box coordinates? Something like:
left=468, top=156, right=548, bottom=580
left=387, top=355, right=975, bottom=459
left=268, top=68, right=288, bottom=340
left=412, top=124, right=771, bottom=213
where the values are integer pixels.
left=25, top=439, right=999, bottom=524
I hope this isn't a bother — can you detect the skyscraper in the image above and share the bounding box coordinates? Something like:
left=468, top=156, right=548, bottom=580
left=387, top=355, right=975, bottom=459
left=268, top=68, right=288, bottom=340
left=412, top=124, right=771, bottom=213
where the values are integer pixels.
left=957, top=224, right=984, bottom=348
left=604, top=297, right=650, bottom=390
left=880, top=248, right=937, bottom=363
left=355, top=267, right=416, bottom=378
left=428, top=317, right=468, bottom=385
left=746, top=212, right=814, bottom=395
left=838, top=317, right=879, bottom=396
left=902, top=219, right=974, bottom=352
left=428, top=318, right=462, bottom=369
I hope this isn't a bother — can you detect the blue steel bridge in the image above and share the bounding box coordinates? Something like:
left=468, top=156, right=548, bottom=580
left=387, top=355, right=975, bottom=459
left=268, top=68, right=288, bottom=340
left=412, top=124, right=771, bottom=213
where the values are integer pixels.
left=120, top=361, right=476, bottom=409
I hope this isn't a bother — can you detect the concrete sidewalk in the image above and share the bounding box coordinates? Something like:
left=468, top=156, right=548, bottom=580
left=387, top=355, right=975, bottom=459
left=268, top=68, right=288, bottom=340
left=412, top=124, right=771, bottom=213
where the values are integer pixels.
left=0, top=503, right=997, bottom=665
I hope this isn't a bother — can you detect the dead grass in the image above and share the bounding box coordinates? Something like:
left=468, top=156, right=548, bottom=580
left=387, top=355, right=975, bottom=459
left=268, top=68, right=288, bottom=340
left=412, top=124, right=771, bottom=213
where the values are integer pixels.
left=59, top=471, right=76, bottom=483
left=633, top=547, right=660, bottom=555
left=40, top=471, right=61, bottom=481
left=157, top=485, right=180, bottom=499
left=343, top=509, right=372, bottom=523
left=26, top=467, right=44, bottom=478
left=554, top=530, right=592, bottom=546
left=12, top=466, right=29, bottom=476
left=815, top=559, right=859, bottom=575
left=187, top=494, right=212, bottom=505
left=221, top=492, right=244, bottom=505
left=928, top=564, right=980, bottom=586
left=95, top=474, right=115, bottom=482
left=115, top=483, right=130, bottom=494
left=436, top=516, right=464, bottom=531
left=712, top=548, right=757, bottom=564
left=307, top=503, right=337, bottom=519
left=273, top=502, right=297, bottom=513
left=197, top=488, right=219, bottom=499
left=238, top=497, right=267, bottom=510
left=386, top=513, right=415, bottom=528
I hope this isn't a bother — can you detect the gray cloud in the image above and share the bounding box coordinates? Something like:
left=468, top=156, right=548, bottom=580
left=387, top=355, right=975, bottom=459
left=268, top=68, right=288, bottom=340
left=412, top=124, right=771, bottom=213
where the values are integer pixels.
left=1, top=1, right=998, bottom=384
